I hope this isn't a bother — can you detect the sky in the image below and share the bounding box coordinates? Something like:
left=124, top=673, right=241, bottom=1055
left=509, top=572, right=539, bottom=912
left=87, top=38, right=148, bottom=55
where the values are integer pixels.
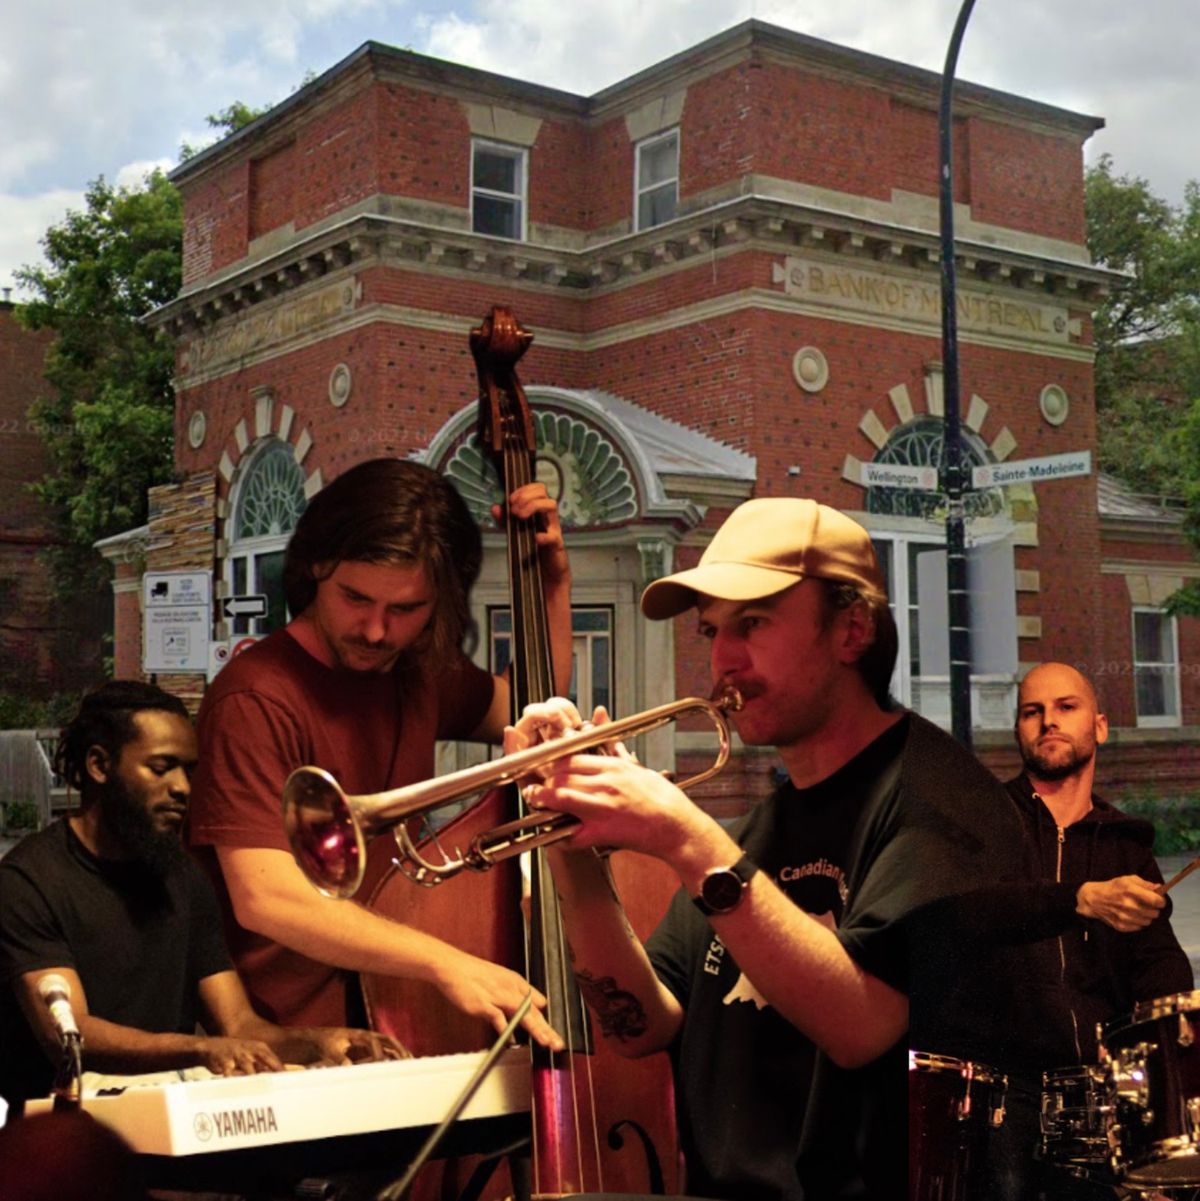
left=2, top=0, right=1197, bottom=298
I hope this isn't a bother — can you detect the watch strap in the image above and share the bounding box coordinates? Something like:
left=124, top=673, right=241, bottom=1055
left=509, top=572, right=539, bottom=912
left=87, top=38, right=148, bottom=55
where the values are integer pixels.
left=692, top=852, right=759, bottom=915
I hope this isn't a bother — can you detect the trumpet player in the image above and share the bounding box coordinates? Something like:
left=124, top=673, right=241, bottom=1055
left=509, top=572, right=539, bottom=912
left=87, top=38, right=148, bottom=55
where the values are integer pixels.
left=507, top=497, right=1028, bottom=1201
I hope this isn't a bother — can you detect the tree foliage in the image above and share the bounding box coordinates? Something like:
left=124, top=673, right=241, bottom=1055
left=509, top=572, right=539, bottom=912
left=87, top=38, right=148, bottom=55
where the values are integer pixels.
left=15, top=171, right=182, bottom=597
left=179, top=101, right=272, bottom=161
left=1086, top=155, right=1200, bottom=614
left=1087, top=157, right=1200, bottom=490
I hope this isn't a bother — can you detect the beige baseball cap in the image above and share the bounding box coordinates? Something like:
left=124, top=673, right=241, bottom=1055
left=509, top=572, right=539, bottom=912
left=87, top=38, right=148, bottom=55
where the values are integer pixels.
left=640, top=497, right=887, bottom=620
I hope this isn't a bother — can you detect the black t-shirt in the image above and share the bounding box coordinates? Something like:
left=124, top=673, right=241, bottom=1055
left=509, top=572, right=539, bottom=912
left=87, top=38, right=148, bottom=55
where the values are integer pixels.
left=0, top=819, right=231, bottom=1109
left=646, top=712, right=1028, bottom=1201
left=648, top=716, right=910, bottom=1201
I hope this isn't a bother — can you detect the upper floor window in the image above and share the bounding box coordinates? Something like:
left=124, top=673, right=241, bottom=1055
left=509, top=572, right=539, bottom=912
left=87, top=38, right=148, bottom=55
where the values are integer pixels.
left=635, top=130, right=679, bottom=231
left=472, top=140, right=527, bottom=241
left=1133, top=607, right=1180, bottom=727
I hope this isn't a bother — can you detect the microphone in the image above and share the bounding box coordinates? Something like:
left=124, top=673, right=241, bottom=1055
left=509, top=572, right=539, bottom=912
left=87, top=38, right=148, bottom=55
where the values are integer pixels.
left=36, top=974, right=81, bottom=1043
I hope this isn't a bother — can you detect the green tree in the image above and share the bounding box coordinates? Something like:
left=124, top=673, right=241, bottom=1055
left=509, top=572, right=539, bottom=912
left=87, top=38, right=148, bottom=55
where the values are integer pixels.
left=1085, top=155, right=1200, bottom=613
left=1086, top=155, right=1200, bottom=496
left=15, top=171, right=182, bottom=599
left=179, top=100, right=272, bottom=161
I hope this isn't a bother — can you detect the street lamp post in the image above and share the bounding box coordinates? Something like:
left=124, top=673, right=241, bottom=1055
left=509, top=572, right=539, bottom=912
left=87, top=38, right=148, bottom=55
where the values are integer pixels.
left=938, top=0, right=978, bottom=747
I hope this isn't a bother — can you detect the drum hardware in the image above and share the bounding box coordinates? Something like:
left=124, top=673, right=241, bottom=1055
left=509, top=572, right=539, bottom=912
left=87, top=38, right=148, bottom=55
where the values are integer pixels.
left=1040, top=1064, right=1116, bottom=1183
left=1102, top=992, right=1200, bottom=1186
left=1109, top=1043, right=1155, bottom=1114
left=910, top=1051, right=1006, bottom=1201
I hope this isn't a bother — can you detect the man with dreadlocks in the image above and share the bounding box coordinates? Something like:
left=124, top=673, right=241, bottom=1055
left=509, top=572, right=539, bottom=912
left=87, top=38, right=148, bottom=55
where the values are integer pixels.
left=0, top=681, right=404, bottom=1116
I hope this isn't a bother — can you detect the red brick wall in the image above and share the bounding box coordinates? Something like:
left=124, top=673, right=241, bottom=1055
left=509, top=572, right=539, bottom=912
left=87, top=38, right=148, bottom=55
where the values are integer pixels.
left=966, top=117, right=1087, bottom=244
left=377, top=82, right=470, bottom=208
left=249, top=140, right=296, bottom=240
left=529, top=118, right=591, bottom=231
left=0, top=305, right=107, bottom=695
left=182, top=160, right=250, bottom=285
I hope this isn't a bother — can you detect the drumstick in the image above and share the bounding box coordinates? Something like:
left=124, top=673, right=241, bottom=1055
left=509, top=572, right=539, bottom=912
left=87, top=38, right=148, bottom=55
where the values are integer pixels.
left=1162, top=855, right=1200, bottom=893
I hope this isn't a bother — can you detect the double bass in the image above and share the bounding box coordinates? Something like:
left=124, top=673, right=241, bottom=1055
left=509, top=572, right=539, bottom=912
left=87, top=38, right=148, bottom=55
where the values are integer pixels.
left=361, top=307, right=682, bottom=1198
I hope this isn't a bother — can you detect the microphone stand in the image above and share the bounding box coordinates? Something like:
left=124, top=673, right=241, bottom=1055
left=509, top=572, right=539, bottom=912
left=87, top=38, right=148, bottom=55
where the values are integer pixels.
left=375, top=993, right=533, bottom=1201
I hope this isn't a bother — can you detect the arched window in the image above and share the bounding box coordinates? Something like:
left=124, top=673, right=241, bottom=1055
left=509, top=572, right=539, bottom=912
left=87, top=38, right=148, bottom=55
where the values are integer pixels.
left=867, top=416, right=1004, bottom=519
left=225, top=439, right=306, bottom=635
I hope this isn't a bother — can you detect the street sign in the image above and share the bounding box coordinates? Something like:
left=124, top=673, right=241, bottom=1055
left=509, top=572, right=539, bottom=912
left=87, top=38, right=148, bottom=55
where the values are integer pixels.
left=861, top=462, right=941, bottom=491
left=143, top=571, right=212, bottom=674
left=972, top=450, right=1091, bottom=489
left=221, top=595, right=268, bottom=620
left=207, top=634, right=263, bottom=681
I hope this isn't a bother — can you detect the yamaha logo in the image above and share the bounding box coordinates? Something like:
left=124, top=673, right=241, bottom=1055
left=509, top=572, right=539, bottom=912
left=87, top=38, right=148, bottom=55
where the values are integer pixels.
left=193, top=1112, right=214, bottom=1141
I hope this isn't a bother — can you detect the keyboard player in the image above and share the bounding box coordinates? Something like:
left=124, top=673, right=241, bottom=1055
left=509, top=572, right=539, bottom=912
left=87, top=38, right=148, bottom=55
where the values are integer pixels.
left=0, top=682, right=405, bottom=1117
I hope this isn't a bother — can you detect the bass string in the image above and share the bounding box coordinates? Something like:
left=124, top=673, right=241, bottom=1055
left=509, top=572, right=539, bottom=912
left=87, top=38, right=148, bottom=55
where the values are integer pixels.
left=502, top=430, right=606, bottom=1194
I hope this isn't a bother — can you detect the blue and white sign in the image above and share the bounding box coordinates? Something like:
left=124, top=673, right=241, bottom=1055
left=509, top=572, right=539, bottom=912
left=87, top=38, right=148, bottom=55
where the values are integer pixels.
left=143, top=571, right=212, bottom=673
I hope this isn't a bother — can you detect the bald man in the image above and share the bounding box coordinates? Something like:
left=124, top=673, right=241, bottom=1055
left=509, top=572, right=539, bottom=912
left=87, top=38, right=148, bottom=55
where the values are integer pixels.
left=980, top=662, right=1193, bottom=1201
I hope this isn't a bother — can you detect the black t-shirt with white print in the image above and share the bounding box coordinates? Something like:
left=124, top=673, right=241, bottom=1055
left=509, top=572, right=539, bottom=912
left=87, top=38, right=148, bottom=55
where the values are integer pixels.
left=647, top=716, right=910, bottom=1201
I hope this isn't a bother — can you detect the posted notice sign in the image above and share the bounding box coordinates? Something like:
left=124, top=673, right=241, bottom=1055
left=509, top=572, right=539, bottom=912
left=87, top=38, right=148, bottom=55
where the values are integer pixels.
left=143, top=571, right=212, bottom=674
left=973, top=450, right=1092, bottom=489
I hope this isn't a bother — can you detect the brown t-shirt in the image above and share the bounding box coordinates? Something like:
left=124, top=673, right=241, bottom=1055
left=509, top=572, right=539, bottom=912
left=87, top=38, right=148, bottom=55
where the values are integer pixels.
left=189, top=628, right=495, bottom=1027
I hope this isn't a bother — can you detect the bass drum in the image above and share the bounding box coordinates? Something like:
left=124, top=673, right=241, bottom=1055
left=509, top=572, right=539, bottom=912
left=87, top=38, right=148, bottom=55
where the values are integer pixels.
left=909, top=1051, right=1006, bottom=1201
left=1102, top=991, right=1200, bottom=1188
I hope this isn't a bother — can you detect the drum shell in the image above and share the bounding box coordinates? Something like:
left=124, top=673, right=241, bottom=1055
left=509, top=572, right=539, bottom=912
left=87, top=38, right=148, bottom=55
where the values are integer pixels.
left=910, top=1051, right=1006, bottom=1201
left=1040, top=1064, right=1113, bottom=1180
left=1101, top=990, right=1200, bottom=1187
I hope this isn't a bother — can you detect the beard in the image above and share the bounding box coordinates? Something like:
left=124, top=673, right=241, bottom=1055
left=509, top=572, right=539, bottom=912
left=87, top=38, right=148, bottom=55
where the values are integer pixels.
left=98, top=780, right=187, bottom=877
left=1019, top=738, right=1094, bottom=782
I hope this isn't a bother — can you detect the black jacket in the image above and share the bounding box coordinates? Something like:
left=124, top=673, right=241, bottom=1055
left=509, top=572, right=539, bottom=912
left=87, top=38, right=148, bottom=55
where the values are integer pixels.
left=984, top=773, right=1193, bottom=1077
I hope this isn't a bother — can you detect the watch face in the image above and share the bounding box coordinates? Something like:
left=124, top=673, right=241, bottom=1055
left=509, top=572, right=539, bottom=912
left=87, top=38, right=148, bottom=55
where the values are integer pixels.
left=702, top=869, right=744, bottom=913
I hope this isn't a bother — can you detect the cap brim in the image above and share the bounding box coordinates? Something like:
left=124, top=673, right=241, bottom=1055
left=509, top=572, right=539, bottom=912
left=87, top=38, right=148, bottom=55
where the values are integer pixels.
left=640, top=563, right=803, bottom=620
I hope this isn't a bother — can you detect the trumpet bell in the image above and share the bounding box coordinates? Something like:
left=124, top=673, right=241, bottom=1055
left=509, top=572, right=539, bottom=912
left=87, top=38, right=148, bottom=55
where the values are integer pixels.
left=282, top=766, right=366, bottom=899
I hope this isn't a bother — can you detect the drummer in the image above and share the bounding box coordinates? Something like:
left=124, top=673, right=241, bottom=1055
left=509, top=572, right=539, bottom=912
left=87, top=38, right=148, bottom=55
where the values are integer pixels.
left=979, top=662, right=1193, bottom=1200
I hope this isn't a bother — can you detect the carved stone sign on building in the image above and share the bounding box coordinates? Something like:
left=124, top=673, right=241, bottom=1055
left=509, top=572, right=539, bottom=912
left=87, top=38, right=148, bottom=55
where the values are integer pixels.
left=179, top=279, right=360, bottom=380
left=773, top=256, right=1070, bottom=346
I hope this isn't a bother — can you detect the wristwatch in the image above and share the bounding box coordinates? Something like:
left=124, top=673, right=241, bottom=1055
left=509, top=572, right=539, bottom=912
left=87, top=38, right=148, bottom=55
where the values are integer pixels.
left=692, top=853, right=759, bottom=916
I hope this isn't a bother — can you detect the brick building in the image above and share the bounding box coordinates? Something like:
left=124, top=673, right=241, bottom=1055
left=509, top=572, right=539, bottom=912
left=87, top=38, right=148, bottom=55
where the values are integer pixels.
left=0, top=299, right=106, bottom=699
left=111, top=20, right=1197, bottom=803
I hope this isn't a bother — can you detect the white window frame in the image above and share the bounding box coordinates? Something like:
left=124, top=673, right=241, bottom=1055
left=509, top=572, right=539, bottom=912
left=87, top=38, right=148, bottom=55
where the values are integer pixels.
left=1132, top=606, right=1182, bottom=728
left=223, top=439, right=306, bottom=637
left=488, top=605, right=614, bottom=716
left=471, top=139, right=528, bottom=242
left=634, top=129, right=679, bottom=232
left=868, top=522, right=1018, bottom=729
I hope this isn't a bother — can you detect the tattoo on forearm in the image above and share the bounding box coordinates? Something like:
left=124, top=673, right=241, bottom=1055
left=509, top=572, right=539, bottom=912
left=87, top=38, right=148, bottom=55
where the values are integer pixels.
left=575, top=969, right=649, bottom=1041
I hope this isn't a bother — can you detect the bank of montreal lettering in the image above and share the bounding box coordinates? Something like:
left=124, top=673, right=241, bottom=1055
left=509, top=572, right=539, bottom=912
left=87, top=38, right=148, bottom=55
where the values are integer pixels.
left=774, top=256, right=1070, bottom=343
left=193, top=1105, right=280, bottom=1142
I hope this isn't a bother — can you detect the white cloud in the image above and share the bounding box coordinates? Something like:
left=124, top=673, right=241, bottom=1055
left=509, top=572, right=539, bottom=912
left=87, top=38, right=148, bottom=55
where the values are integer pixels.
left=0, top=0, right=1197, bottom=292
left=114, top=159, right=175, bottom=190
left=0, top=188, right=86, bottom=297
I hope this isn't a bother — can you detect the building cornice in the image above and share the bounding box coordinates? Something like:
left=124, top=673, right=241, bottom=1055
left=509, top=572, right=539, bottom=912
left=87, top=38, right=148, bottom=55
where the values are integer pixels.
left=149, top=192, right=1119, bottom=336
left=171, top=20, right=1101, bottom=186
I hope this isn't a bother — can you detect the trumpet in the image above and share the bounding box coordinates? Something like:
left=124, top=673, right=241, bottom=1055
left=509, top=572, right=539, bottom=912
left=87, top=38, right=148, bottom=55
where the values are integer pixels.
left=282, top=687, right=743, bottom=897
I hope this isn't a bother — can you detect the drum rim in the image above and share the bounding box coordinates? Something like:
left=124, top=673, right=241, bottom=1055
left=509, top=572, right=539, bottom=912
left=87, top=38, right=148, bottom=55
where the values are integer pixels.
left=1103, top=989, right=1200, bottom=1037
left=1042, top=1063, right=1103, bottom=1084
left=1120, top=1133, right=1200, bottom=1186
left=909, top=1049, right=1005, bottom=1085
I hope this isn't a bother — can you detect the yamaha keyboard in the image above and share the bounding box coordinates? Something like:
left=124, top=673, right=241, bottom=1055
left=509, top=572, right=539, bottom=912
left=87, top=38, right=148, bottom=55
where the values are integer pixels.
left=26, top=1047, right=532, bottom=1193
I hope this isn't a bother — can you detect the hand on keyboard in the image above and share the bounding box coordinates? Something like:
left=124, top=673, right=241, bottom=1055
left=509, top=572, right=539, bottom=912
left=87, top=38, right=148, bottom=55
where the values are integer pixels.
left=199, top=1036, right=285, bottom=1076
left=302, top=1026, right=410, bottom=1066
